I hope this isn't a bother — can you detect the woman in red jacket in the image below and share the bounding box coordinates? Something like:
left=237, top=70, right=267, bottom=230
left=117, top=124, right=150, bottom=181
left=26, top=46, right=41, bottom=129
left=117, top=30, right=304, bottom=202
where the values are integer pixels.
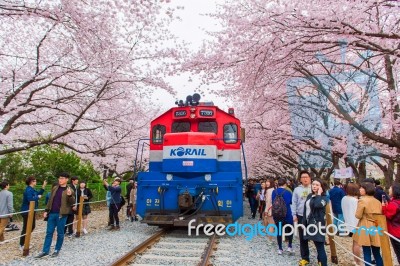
left=382, top=182, right=400, bottom=264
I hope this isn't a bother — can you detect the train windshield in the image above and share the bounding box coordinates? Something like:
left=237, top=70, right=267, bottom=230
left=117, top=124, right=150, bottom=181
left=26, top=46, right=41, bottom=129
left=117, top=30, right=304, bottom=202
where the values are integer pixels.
left=198, top=121, right=217, bottom=133
left=152, top=124, right=166, bottom=144
left=172, top=122, right=190, bottom=133
left=224, top=123, right=238, bottom=143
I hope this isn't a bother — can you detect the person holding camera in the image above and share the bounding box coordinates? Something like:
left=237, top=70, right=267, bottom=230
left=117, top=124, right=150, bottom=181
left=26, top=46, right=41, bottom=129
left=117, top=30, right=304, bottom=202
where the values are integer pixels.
left=35, top=172, right=75, bottom=258
left=19, top=176, right=47, bottom=250
left=103, top=177, right=122, bottom=230
left=382, top=183, right=400, bottom=264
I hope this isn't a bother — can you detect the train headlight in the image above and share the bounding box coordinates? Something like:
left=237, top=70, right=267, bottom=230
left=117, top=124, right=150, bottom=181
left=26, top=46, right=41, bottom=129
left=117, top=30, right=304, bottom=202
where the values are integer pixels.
left=205, top=174, right=211, bottom=182
left=166, top=174, right=173, bottom=181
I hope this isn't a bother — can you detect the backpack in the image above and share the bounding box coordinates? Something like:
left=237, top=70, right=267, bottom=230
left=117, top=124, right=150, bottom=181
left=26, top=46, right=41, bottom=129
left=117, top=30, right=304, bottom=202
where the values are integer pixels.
left=272, top=190, right=287, bottom=219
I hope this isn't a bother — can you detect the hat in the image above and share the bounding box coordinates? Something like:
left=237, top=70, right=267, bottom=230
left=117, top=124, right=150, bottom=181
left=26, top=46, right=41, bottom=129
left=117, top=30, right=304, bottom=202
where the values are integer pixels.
left=114, top=177, right=121, bottom=183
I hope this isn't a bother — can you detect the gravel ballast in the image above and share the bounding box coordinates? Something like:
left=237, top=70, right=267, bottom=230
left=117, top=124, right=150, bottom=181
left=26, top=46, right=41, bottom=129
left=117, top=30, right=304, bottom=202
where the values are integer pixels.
left=1, top=202, right=394, bottom=265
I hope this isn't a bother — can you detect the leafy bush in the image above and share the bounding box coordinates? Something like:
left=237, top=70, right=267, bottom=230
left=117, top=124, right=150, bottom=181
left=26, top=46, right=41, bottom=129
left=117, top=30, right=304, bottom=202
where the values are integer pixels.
left=0, top=145, right=100, bottom=185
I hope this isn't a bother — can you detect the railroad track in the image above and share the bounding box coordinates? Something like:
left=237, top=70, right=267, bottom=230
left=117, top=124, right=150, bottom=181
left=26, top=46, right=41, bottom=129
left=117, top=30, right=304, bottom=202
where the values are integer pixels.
left=111, top=228, right=218, bottom=266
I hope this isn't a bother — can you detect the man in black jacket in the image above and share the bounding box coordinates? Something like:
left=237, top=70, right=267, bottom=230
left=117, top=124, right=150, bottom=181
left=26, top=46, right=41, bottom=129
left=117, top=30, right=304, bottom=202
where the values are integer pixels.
left=245, top=179, right=258, bottom=219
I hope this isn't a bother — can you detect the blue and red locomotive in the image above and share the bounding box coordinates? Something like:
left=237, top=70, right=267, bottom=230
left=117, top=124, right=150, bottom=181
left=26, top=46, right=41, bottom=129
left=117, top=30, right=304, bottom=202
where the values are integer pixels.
left=136, top=94, right=246, bottom=226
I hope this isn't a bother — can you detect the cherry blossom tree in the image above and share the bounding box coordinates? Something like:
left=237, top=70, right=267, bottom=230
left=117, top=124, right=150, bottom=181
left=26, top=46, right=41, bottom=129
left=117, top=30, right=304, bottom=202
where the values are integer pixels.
left=185, top=0, right=400, bottom=184
left=0, top=0, right=182, bottom=171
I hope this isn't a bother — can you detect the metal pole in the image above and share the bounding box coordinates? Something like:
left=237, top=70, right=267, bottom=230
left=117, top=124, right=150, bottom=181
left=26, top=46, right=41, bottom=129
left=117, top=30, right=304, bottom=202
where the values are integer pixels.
left=132, top=138, right=149, bottom=180
left=139, top=142, right=149, bottom=171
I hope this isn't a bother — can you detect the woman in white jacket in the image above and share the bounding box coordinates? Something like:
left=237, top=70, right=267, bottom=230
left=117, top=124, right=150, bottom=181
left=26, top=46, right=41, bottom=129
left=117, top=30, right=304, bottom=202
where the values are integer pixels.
left=341, top=182, right=361, bottom=266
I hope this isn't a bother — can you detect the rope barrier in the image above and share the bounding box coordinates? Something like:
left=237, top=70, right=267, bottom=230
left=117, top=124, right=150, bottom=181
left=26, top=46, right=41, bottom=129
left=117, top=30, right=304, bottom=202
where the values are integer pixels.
left=1, top=200, right=107, bottom=217
left=2, top=208, right=46, bottom=217
left=330, top=237, right=374, bottom=266
left=0, top=215, right=92, bottom=246
left=82, top=199, right=107, bottom=205
left=4, top=210, right=30, bottom=216
left=1, top=197, right=118, bottom=255
left=328, top=213, right=400, bottom=243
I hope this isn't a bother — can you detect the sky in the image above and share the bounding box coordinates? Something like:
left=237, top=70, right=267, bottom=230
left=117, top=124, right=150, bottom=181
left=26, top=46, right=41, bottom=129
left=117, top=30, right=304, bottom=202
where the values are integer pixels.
left=153, top=0, right=232, bottom=112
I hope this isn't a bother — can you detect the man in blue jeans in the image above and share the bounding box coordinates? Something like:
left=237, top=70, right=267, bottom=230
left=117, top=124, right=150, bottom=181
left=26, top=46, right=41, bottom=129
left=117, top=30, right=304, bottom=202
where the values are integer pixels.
left=329, top=179, right=345, bottom=234
left=35, top=173, right=75, bottom=258
left=103, top=177, right=122, bottom=230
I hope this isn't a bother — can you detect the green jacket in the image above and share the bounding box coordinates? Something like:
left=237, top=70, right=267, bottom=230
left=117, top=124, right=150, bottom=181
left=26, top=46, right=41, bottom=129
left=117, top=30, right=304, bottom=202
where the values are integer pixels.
left=45, top=185, right=75, bottom=215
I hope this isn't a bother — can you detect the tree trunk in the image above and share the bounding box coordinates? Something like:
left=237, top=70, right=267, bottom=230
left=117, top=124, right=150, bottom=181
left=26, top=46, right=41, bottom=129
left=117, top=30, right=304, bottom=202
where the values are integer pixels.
left=395, top=163, right=400, bottom=184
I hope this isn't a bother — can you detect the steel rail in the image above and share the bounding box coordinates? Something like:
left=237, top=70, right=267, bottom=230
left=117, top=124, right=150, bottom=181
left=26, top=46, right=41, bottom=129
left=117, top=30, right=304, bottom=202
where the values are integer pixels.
left=111, top=229, right=168, bottom=266
left=198, top=233, right=218, bottom=266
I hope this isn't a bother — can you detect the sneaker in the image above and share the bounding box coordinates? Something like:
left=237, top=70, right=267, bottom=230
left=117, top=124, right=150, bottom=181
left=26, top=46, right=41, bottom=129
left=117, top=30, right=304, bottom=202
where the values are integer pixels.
left=35, top=252, right=49, bottom=259
left=50, top=251, right=59, bottom=257
left=287, top=247, right=293, bottom=253
left=5, top=224, right=20, bottom=231
left=67, top=233, right=73, bottom=238
left=278, top=249, right=283, bottom=255
left=298, top=259, right=309, bottom=266
left=19, top=245, right=33, bottom=251
left=83, top=228, right=88, bottom=235
left=106, top=225, right=115, bottom=230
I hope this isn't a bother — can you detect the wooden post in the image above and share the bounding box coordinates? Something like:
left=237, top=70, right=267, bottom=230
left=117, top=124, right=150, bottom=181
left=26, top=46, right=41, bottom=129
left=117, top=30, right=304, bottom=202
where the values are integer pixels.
left=76, top=196, right=84, bottom=237
left=373, top=214, right=393, bottom=266
left=325, top=203, right=338, bottom=264
left=23, top=201, right=35, bottom=256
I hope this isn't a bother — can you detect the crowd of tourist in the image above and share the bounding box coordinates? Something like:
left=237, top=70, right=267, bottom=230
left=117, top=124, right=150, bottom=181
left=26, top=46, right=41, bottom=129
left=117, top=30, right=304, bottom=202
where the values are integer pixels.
left=245, top=171, right=400, bottom=266
left=0, top=170, right=399, bottom=265
left=0, top=173, right=138, bottom=259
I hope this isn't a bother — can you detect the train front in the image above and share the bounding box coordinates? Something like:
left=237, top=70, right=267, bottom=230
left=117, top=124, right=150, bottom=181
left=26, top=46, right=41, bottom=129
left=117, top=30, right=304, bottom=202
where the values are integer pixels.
left=136, top=96, right=244, bottom=227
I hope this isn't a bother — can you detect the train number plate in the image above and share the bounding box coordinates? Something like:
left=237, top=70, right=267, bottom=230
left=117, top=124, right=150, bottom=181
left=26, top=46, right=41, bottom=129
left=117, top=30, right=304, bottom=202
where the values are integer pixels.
left=182, top=161, right=194, bottom=166
left=199, top=109, right=214, bottom=116
left=174, top=110, right=187, bottom=117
